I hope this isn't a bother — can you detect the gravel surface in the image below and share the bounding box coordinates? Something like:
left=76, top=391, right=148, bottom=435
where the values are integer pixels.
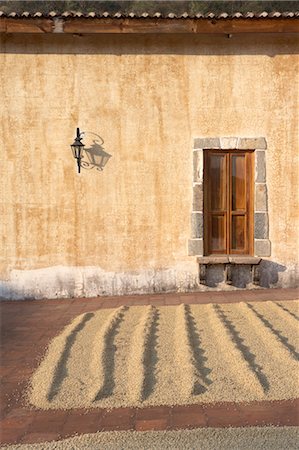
left=4, top=427, right=299, bottom=450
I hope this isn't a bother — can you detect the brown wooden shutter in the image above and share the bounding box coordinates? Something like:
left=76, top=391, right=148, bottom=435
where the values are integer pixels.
left=204, top=150, right=253, bottom=255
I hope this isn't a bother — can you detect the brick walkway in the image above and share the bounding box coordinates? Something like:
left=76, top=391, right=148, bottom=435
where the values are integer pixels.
left=1, top=288, right=298, bottom=446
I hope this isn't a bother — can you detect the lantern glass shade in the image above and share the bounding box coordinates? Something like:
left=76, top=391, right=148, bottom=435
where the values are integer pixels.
left=71, top=140, right=84, bottom=159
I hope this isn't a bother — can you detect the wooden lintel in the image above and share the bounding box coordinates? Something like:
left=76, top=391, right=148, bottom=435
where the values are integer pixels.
left=0, top=18, right=298, bottom=35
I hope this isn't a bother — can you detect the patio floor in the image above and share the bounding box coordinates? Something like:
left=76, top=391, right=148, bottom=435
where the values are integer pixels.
left=0, top=288, right=298, bottom=446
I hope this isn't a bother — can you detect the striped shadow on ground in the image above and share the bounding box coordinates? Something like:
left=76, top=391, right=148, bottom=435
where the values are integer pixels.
left=28, top=300, right=299, bottom=410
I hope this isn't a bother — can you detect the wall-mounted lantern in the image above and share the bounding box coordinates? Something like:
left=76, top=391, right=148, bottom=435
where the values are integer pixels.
left=70, top=128, right=85, bottom=173
left=70, top=127, right=111, bottom=174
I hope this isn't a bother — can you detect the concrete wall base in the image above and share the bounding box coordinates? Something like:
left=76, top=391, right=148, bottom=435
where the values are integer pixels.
left=0, top=261, right=297, bottom=300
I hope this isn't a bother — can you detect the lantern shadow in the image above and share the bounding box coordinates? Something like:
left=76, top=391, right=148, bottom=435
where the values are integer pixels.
left=81, top=140, right=112, bottom=172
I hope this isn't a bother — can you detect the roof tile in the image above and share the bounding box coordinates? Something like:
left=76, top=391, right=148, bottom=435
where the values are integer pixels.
left=0, top=1, right=298, bottom=20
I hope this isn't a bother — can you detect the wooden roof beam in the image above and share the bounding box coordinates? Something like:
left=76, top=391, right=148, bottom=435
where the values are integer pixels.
left=0, top=18, right=298, bottom=34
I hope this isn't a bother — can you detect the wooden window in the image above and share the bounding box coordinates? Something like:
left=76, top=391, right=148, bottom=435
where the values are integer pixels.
left=204, top=150, right=254, bottom=255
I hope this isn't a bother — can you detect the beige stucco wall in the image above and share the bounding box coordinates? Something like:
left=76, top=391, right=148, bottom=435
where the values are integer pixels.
left=0, top=32, right=298, bottom=299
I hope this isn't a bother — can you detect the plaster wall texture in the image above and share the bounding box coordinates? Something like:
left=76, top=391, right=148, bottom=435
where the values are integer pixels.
left=0, top=33, right=298, bottom=299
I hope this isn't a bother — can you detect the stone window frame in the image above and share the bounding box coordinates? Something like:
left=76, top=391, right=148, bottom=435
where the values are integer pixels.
left=188, top=137, right=271, bottom=257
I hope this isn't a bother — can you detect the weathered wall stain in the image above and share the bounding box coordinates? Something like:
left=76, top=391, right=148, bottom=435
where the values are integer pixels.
left=0, top=33, right=298, bottom=297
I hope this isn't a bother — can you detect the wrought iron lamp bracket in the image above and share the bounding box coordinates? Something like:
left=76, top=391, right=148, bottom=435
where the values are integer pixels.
left=70, top=128, right=109, bottom=174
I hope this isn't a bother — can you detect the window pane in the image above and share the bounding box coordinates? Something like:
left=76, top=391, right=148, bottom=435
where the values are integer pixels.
left=210, top=155, right=226, bottom=211
left=211, top=215, right=226, bottom=251
left=232, top=155, right=245, bottom=211
left=231, top=215, right=245, bottom=250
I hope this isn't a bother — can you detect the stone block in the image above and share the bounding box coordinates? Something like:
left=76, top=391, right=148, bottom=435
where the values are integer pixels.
left=193, top=150, right=203, bottom=183
left=220, top=137, right=237, bottom=149
left=197, top=256, right=229, bottom=264
left=194, top=137, right=220, bottom=149
left=254, top=239, right=271, bottom=257
left=254, top=212, right=269, bottom=239
left=188, top=239, right=203, bottom=256
left=255, top=151, right=266, bottom=183
left=192, top=183, right=203, bottom=211
left=255, top=183, right=268, bottom=211
left=229, top=256, right=261, bottom=265
left=237, top=137, right=267, bottom=150
left=191, top=212, right=203, bottom=238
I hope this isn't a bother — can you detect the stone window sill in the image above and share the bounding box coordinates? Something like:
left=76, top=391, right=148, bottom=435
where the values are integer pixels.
left=197, top=256, right=261, bottom=265
left=197, top=256, right=262, bottom=285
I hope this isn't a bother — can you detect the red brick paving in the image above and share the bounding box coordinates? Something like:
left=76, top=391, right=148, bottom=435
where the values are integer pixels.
left=0, top=288, right=298, bottom=445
